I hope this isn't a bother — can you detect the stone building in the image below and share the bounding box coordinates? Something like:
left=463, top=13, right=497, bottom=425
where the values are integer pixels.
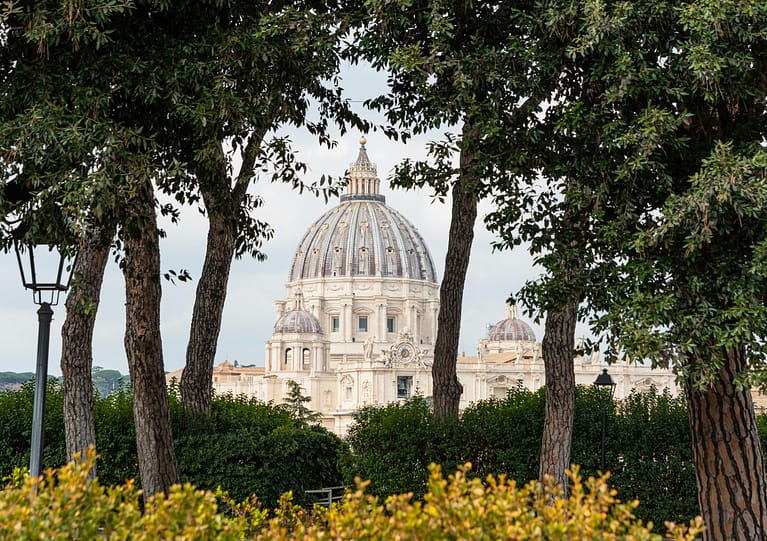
left=169, top=139, right=680, bottom=435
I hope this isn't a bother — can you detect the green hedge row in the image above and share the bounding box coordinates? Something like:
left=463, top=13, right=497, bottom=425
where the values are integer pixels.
left=0, top=382, right=345, bottom=507
left=4, top=381, right=763, bottom=528
left=341, top=386, right=706, bottom=528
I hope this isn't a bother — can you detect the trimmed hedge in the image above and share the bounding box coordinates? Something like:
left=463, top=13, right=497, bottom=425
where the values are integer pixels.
left=0, top=382, right=345, bottom=508
left=173, top=403, right=346, bottom=505
left=341, top=386, right=724, bottom=528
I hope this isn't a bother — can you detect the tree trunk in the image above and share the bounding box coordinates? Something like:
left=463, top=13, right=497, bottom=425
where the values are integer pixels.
left=180, top=133, right=264, bottom=414
left=432, top=123, right=478, bottom=419
left=538, top=298, right=578, bottom=492
left=686, top=346, right=767, bottom=541
left=122, top=179, right=178, bottom=498
left=179, top=212, right=235, bottom=413
left=61, top=226, right=111, bottom=476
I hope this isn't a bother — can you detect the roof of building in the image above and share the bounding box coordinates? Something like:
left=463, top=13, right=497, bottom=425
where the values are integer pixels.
left=488, top=304, right=536, bottom=342
left=288, top=139, right=438, bottom=283
left=274, top=309, right=323, bottom=334
left=458, top=351, right=540, bottom=365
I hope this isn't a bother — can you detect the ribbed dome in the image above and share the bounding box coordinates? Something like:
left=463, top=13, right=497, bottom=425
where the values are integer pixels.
left=274, top=310, right=322, bottom=334
left=288, top=140, right=437, bottom=283
left=489, top=304, right=536, bottom=342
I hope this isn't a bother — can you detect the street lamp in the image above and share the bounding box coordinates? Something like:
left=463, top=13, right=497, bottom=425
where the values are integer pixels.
left=11, top=222, right=76, bottom=478
left=593, top=368, right=616, bottom=472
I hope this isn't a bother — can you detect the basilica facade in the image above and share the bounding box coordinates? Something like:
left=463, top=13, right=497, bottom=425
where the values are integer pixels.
left=175, top=139, right=679, bottom=435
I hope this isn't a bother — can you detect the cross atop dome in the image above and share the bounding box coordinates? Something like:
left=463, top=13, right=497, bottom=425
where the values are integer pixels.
left=341, top=137, right=385, bottom=203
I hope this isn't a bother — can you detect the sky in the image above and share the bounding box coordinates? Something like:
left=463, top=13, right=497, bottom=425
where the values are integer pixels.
left=0, top=63, right=548, bottom=376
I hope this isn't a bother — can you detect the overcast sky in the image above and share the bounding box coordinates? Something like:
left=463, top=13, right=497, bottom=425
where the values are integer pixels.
left=0, top=62, right=549, bottom=376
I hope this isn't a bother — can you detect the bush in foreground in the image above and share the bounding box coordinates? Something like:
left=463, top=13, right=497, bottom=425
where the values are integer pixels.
left=0, top=449, right=265, bottom=540
left=252, top=464, right=704, bottom=540
left=1, top=451, right=702, bottom=541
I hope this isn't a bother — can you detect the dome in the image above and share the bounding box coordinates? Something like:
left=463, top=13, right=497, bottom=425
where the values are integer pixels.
left=274, top=309, right=322, bottom=334
left=288, top=140, right=437, bottom=283
left=488, top=304, right=536, bottom=342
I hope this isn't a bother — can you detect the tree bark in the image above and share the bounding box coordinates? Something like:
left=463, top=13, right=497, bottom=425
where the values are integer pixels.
left=432, top=123, right=478, bottom=419
left=686, top=346, right=767, bottom=541
left=180, top=132, right=264, bottom=414
left=179, top=210, right=235, bottom=413
left=538, top=298, right=578, bottom=492
left=122, top=179, right=178, bottom=498
left=60, top=226, right=111, bottom=476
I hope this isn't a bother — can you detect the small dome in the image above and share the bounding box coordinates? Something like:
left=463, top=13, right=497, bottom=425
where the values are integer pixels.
left=274, top=310, right=322, bottom=334
left=488, top=304, right=536, bottom=342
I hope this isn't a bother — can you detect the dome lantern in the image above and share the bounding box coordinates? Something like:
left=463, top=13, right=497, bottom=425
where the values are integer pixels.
left=341, top=137, right=384, bottom=203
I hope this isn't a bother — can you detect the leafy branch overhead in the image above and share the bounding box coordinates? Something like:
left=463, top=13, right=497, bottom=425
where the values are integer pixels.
left=1, top=0, right=367, bottom=253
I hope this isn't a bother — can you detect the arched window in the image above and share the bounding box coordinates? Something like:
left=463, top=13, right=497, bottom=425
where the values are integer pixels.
left=284, top=348, right=293, bottom=366
left=302, top=348, right=311, bottom=370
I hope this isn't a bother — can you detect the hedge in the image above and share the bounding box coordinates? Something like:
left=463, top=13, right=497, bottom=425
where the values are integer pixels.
left=1, top=380, right=763, bottom=528
left=0, top=382, right=345, bottom=508
left=341, top=386, right=734, bottom=528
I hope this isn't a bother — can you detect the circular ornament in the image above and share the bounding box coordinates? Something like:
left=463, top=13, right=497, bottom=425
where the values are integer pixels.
left=395, top=342, right=416, bottom=363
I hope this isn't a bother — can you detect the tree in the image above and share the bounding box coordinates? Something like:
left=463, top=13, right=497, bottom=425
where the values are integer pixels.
left=1, top=0, right=362, bottom=495
left=61, top=226, right=112, bottom=475
left=169, top=1, right=362, bottom=414
left=0, top=0, right=181, bottom=496
left=485, top=9, right=619, bottom=488
left=352, top=0, right=560, bottom=418
left=534, top=1, right=767, bottom=537
left=122, top=177, right=179, bottom=494
left=283, top=380, right=322, bottom=425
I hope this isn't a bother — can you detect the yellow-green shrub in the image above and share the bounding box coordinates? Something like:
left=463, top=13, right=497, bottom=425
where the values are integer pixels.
left=1, top=451, right=702, bottom=540
left=258, top=464, right=704, bottom=541
left=0, top=449, right=265, bottom=540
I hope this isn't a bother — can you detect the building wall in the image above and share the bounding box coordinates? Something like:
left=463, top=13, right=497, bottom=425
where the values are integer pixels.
left=198, top=341, right=680, bottom=437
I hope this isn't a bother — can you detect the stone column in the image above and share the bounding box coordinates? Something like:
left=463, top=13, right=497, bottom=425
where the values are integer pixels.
left=378, top=302, right=387, bottom=339
left=343, top=301, right=352, bottom=341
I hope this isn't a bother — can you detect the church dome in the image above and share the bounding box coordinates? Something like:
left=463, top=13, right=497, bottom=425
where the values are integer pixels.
left=489, top=304, right=536, bottom=342
left=288, top=139, right=437, bottom=283
left=273, top=309, right=322, bottom=334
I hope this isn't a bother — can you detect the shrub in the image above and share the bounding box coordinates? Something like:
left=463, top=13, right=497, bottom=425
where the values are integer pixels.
left=341, top=396, right=448, bottom=499
left=340, top=390, right=548, bottom=498
left=0, top=385, right=346, bottom=508
left=173, top=392, right=347, bottom=507
left=459, top=387, right=546, bottom=483
left=93, top=384, right=138, bottom=486
left=257, top=463, right=704, bottom=541
left=0, top=449, right=265, bottom=540
left=1, top=452, right=702, bottom=541
left=0, top=380, right=66, bottom=480
left=342, top=386, right=700, bottom=529
left=609, top=387, right=696, bottom=526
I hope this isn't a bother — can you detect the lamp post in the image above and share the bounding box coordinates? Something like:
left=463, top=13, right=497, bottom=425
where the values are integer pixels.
left=11, top=225, right=76, bottom=478
left=593, top=368, right=616, bottom=472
